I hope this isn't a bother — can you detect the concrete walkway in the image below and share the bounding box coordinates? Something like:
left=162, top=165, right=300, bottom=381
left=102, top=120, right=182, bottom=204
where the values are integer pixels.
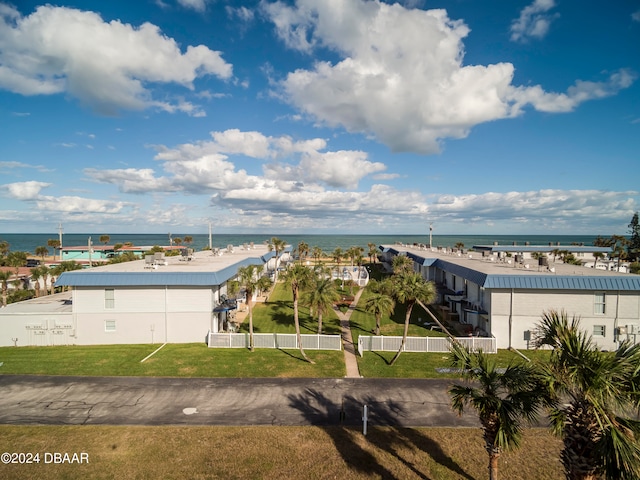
left=334, top=287, right=365, bottom=378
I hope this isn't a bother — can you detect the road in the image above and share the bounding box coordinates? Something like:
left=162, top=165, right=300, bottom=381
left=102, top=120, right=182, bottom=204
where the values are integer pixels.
left=0, top=375, right=478, bottom=428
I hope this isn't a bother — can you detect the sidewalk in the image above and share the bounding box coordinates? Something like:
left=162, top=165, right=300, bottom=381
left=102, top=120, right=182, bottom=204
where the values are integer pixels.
left=334, top=287, right=365, bottom=378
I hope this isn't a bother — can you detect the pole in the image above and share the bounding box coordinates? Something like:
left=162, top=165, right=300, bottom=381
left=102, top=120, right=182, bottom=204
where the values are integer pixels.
left=88, top=236, right=92, bottom=268
left=58, top=223, right=63, bottom=261
left=208, top=221, right=212, bottom=250
left=362, top=404, right=368, bottom=436
left=429, top=223, right=433, bottom=249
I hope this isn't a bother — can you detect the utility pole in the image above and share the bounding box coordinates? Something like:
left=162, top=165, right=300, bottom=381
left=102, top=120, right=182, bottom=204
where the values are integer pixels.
left=58, top=223, right=63, bottom=261
left=88, top=236, right=93, bottom=268
left=429, top=223, right=433, bottom=249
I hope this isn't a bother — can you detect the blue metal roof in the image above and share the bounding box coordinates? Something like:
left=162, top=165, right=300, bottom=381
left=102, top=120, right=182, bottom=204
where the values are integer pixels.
left=386, top=249, right=640, bottom=292
left=56, top=257, right=267, bottom=287
left=433, top=259, right=489, bottom=286
left=483, top=275, right=640, bottom=291
left=473, top=245, right=612, bottom=253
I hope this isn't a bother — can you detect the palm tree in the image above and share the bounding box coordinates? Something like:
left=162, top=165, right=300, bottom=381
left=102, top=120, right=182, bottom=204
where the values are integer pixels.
left=297, top=241, right=309, bottom=264
left=47, top=238, right=61, bottom=261
left=392, top=254, right=413, bottom=275
left=534, top=310, right=640, bottom=480
left=268, top=237, right=287, bottom=281
left=99, top=235, right=110, bottom=245
left=311, top=246, right=324, bottom=266
left=367, top=242, right=378, bottom=264
left=237, top=264, right=264, bottom=352
left=449, top=343, right=549, bottom=480
left=184, top=235, right=193, bottom=246
left=0, top=270, right=11, bottom=306
left=364, top=290, right=395, bottom=335
left=332, top=247, right=343, bottom=275
left=30, top=266, right=47, bottom=298
left=455, top=242, right=465, bottom=253
left=389, top=271, right=436, bottom=365
left=303, top=276, right=340, bottom=334
left=35, top=246, right=49, bottom=262
left=281, top=263, right=314, bottom=363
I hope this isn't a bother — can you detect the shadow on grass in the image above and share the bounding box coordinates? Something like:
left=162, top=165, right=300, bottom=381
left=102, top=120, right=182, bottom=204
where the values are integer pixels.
left=287, top=389, right=473, bottom=480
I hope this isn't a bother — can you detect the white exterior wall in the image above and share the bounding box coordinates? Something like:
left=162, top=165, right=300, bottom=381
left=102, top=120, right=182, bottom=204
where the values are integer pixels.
left=0, top=313, right=74, bottom=347
left=489, top=289, right=640, bottom=351
left=70, top=286, right=216, bottom=345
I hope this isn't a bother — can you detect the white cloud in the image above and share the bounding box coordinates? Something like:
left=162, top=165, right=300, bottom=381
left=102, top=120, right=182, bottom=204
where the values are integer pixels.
left=0, top=5, right=232, bottom=115
left=507, top=69, right=637, bottom=113
left=263, top=0, right=634, bottom=154
left=35, top=196, right=131, bottom=214
left=510, top=0, right=559, bottom=42
left=177, top=0, right=211, bottom=12
left=2, top=181, right=51, bottom=200
left=84, top=168, right=177, bottom=194
left=74, top=128, right=638, bottom=233
left=226, top=6, right=255, bottom=22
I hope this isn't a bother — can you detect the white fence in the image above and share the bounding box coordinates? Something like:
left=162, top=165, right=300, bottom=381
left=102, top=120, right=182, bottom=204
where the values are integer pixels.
left=207, top=331, right=342, bottom=351
left=357, top=335, right=496, bottom=356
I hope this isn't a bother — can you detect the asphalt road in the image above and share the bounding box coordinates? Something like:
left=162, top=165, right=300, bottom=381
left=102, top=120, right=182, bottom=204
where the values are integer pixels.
left=0, top=375, right=478, bottom=428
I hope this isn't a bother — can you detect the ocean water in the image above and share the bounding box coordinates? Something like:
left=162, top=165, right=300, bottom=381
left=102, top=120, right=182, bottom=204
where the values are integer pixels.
left=0, top=232, right=602, bottom=256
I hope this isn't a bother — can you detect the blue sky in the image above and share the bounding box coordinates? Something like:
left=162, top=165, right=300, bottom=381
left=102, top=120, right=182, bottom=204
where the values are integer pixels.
left=0, top=0, right=638, bottom=236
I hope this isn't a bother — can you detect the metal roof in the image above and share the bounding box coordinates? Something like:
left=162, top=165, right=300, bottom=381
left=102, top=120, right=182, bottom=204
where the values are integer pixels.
left=382, top=246, right=640, bottom=292
left=472, top=245, right=612, bottom=253
left=483, top=275, right=640, bottom=291
left=56, top=257, right=266, bottom=287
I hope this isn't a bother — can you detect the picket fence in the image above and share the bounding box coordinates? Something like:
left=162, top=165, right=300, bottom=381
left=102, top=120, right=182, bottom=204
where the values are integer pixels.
left=357, top=335, right=496, bottom=356
left=207, top=331, right=342, bottom=351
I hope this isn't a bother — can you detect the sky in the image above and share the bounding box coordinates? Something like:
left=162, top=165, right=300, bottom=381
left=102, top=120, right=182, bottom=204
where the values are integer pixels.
left=0, top=0, right=639, bottom=236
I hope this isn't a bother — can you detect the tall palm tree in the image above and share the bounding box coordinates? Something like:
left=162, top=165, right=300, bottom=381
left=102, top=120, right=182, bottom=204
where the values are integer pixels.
left=303, top=276, right=340, bottom=334
left=449, top=343, right=549, bottom=480
left=534, top=310, right=640, bottom=480
left=364, top=290, right=395, bottom=335
left=367, top=242, right=378, bottom=264
left=390, top=271, right=436, bottom=365
left=268, top=237, right=286, bottom=281
left=311, top=246, right=324, bottom=266
left=0, top=270, right=11, bottom=306
left=237, top=264, right=264, bottom=352
left=281, top=263, right=314, bottom=363
left=30, top=266, right=47, bottom=298
left=47, top=238, right=61, bottom=261
left=297, top=241, right=310, bottom=264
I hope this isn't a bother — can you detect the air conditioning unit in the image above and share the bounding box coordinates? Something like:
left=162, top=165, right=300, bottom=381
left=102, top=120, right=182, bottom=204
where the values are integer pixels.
left=627, top=324, right=639, bottom=334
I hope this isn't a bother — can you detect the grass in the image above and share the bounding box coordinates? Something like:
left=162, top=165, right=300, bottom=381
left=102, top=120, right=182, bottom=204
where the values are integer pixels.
left=240, top=282, right=342, bottom=335
left=0, top=343, right=345, bottom=378
left=0, top=425, right=563, bottom=480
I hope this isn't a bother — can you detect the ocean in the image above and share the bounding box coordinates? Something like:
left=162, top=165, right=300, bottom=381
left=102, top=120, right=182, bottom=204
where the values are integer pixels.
left=0, top=233, right=603, bottom=256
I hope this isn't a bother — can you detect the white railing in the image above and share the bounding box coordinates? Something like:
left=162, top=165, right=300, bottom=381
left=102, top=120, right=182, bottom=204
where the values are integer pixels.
left=207, top=331, right=342, bottom=351
left=357, top=335, right=496, bottom=356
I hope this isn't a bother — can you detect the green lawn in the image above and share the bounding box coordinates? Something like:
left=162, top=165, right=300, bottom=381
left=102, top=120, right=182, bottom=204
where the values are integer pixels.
left=240, top=282, right=342, bottom=335
left=0, top=279, right=549, bottom=379
left=0, top=343, right=345, bottom=378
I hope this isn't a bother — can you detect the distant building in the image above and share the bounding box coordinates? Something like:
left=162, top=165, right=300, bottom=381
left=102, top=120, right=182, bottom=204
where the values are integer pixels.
left=380, top=243, right=640, bottom=351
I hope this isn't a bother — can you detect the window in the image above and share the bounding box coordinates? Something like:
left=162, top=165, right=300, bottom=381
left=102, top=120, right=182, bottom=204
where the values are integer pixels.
left=594, top=292, right=606, bottom=314
left=105, top=289, right=115, bottom=309
left=593, top=325, right=606, bottom=337
left=105, top=320, right=116, bottom=332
